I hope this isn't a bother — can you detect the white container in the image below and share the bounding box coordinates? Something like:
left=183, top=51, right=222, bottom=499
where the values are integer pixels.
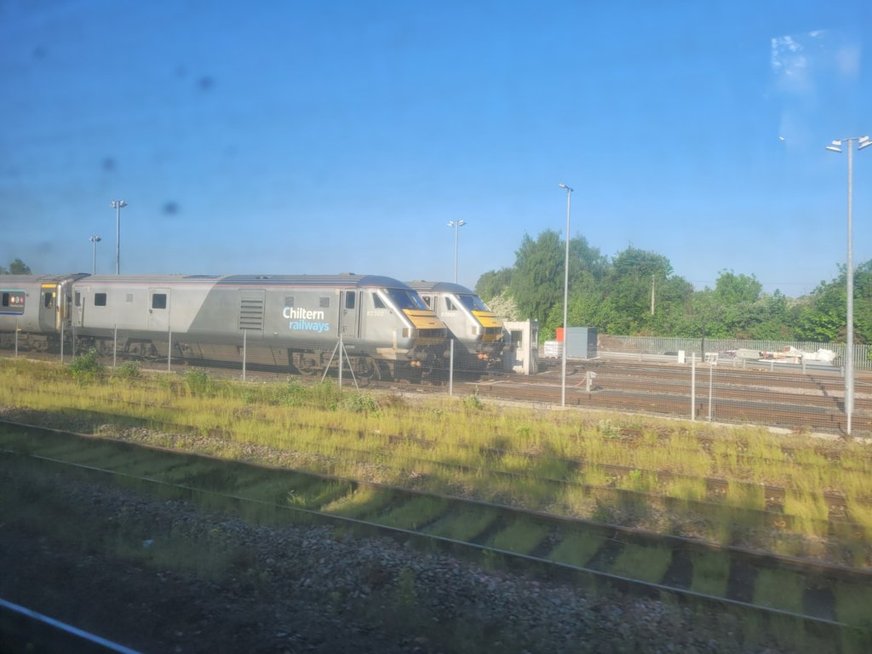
left=543, top=340, right=562, bottom=359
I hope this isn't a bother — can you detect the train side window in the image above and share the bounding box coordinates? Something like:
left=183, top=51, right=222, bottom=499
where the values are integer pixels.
left=372, top=293, right=385, bottom=309
left=319, top=296, right=330, bottom=308
left=75, top=292, right=81, bottom=307
left=423, top=296, right=431, bottom=308
left=345, top=292, right=355, bottom=310
left=2, top=291, right=26, bottom=312
left=94, top=293, right=107, bottom=307
left=43, top=292, right=54, bottom=308
left=284, top=296, right=294, bottom=308
left=445, top=297, right=456, bottom=311
left=152, top=294, right=167, bottom=309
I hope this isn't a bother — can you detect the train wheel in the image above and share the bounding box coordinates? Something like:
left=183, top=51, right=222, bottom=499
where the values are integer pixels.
left=355, top=357, right=382, bottom=385
left=294, top=353, right=322, bottom=376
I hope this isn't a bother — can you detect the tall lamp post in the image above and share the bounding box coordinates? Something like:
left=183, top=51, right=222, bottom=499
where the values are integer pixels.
left=558, top=183, right=573, bottom=408
left=825, top=135, right=871, bottom=436
left=89, top=235, right=102, bottom=274
left=448, top=219, right=466, bottom=283
left=111, top=200, right=127, bottom=275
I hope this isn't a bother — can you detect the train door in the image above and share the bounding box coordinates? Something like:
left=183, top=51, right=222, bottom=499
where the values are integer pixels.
left=147, top=288, right=171, bottom=333
left=339, top=290, right=359, bottom=339
left=38, top=283, right=59, bottom=332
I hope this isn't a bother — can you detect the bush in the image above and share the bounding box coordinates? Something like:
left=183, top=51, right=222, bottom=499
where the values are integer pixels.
left=184, top=370, right=214, bottom=396
left=113, top=361, right=141, bottom=381
left=463, top=393, right=483, bottom=411
left=68, top=349, right=105, bottom=383
left=341, top=393, right=379, bottom=414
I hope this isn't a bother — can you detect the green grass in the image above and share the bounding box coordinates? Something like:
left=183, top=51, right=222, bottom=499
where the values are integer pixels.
left=319, top=485, right=396, bottom=518
left=377, top=496, right=449, bottom=530
left=2, top=358, right=871, bottom=558
left=689, top=549, right=730, bottom=596
left=835, top=581, right=872, bottom=629
left=610, top=543, right=672, bottom=583
left=547, top=529, right=605, bottom=567
left=753, top=569, right=806, bottom=613
left=424, top=507, right=498, bottom=541
left=487, top=518, right=551, bottom=554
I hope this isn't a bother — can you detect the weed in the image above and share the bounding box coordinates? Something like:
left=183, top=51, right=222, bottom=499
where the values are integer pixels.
left=113, top=360, right=141, bottom=381
left=341, top=393, right=379, bottom=414
left=596, top=419, right=620, bottom=438
left=463, top=393, right=483, bottom=411
left=184, top=370, right=214, bottom=396
left=68, top=349, right=105, bottom=383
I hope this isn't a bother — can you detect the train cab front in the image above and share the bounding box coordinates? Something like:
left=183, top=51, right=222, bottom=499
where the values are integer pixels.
left=470, top=308, right=507, bottom=362
left=378, top=287, right=448, bottom=368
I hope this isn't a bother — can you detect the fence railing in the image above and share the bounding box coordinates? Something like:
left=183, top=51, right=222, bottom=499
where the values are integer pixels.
left=597, top=335, right=871, bottom=371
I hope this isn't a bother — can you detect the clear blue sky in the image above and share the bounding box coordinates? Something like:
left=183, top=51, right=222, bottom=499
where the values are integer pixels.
left=1, top=0, right=870, bottom=296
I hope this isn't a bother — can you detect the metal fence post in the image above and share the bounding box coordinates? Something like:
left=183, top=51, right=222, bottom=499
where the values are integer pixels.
left=242, top=329, right=247, bottom=381
left=449, top=338, right=454, bottom=397
left=691, top=353, right=696, bottom=421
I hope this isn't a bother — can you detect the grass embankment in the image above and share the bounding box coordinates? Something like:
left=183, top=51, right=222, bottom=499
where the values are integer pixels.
left=1, top=355, right=871, bottom=566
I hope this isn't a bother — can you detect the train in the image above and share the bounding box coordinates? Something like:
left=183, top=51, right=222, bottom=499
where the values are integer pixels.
left=0, top=273, right=449, bottom=380
left=406, top=281, right=506, bottom=370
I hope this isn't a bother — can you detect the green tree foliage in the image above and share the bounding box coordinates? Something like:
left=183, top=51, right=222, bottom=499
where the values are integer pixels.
left=0, top=258, right=32, bottom=274
left=795, top=262, right=872, bottom=344
left=475, top=267, right=512, bottom=302
left=508, top=231, right=608, bottom=337
left=714, top=270, right=761, bottom=304
left=477, top=230, right=871, bottom=343
left=600, top=248, right=676, bottom=334
left=508, top=231, right=566, bottom=327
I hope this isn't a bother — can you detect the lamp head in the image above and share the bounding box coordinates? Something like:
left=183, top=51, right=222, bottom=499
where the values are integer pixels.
left=858, top=136, right=872, bottom=150
left=558, top=183, right=574, bottom=192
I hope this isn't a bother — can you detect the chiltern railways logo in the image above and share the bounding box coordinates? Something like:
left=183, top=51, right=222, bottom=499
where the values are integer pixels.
left=282, top=306, right=330, bottom=333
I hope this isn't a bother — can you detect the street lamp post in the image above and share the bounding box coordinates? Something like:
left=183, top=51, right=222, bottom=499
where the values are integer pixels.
left=111, top=200, right=127, bottom=275
left=826, top=135, right=871, bottom=436
left=89, top=235, right=102, bottom=274
left=448, top=219, right=466, bottom=283
left=558, top=183, right=573, bottom=408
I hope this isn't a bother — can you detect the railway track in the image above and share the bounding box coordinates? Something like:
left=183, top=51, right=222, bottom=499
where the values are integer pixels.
left=462, top=360, right=872, bottom=434
left=2, top=420, right=870, bottom=651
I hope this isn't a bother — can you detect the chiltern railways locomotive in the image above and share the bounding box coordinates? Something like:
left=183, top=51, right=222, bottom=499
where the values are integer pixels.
left=0, top=273, right=448, bottom=380
left=406, top=281, right=506, bottom=370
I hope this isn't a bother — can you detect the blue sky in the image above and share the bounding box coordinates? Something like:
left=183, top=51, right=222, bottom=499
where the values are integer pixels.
left=1, top=1, right=870, bottom=296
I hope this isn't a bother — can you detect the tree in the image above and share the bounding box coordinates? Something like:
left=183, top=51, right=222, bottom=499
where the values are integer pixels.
left=475, top=268, right=513, bottom=303
left=795, top=260, right=872, bottom=344
left=713, top=270, right=761, bottom=304
left=600, top=247, right=676, bottom=334
left=0, top=258, right=32, bottom=274
left=509, top=231, right=565, bottom=327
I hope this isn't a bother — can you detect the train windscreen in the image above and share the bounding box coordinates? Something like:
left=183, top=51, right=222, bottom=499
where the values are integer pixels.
left=457, top=294, right=490, bottom=312
left=384, top=288, right=429, bottom=311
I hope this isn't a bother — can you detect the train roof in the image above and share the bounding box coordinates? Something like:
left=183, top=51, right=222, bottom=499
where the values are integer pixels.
left=219, top=274, right=411, bottom=288
left=69, top=273, right=413, bottom=289
left=406, top=280, right=476, bottom=294
left=0, top=273, right=89, bottom=284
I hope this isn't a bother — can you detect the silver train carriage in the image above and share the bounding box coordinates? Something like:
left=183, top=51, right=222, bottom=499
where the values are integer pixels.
left=406, top=281, right=506, bottom=370
left=0, top=273, right=449, bottom=380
